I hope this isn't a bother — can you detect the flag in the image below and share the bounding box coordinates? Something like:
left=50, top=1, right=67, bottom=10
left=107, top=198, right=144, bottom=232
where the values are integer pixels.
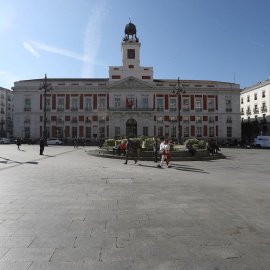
left=126, top=97, right=129, bottom=107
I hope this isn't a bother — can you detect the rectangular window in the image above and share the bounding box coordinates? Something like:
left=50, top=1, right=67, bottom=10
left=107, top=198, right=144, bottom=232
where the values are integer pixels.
left=158, top=126, right=163, bottom=137
left=247, top=96, right=250, bottom=102
left=127, top=98, right=134, bottom=109
left=196, top=126, right=202, bottom=137
left=184, top=126, right=189, bottom=137
left=143, top=127, right=148, bottom=136
left=262, top=91, right=265, bottom=98
left=72, top=116, right=78, bottom=123
left=58, top=98, right=64, bottom=111
left=227, top=127, right=232, bottom=137
left=195, top=99, right=202, bottom=111
left=208, top=99, right=215, bottom=111
left=71, top=98, right=78, bottom=111
left=85, top=127, right=91, bottom=138
left=85, top=116, right=91, bottom=123
left=183, top=116, right=189, bottom=123
left=157, top=99, right=163, bottom=110
left=115, top=127, right=120, bottom=137
left=209, top=127, right=214, bottom=137
left=183, top=99, right=189, bottom=111
left=24, top=98, right=31, bottom=111
left=72, top=127, right=77, bottom=138
left=99, top=127, right=105, bottom=138
left=99, top=98, right=105, bottom=110
left=241, top=98, right=243, bottom=104
left=171, top=126, right=176, bottom=137
left=209, top=116, right=215, bottom=123
left=226, top=100, right=232, bottom=112
left=196, top=116, right=202, bottom=123
left=115, top=98, right=120, bottom=108
left=142, top=98, right=148, bottom=109
left=170, top=99, right=176, bottom=111
left=85, top=98, right=92, bottom=110
left=254, top=93, right=257, bottom=100
left=157, top=116, right=163, bottom=123
left=45, top=98, right=51, bottom=111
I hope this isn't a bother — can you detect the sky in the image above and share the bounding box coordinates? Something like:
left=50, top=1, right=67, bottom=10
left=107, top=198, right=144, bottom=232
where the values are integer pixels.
left=1, top=0, right=270, bottom=90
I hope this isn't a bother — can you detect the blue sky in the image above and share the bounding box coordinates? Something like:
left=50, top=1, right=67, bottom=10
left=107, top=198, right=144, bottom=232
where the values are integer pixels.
left=1, top=0, right=270, bottom=90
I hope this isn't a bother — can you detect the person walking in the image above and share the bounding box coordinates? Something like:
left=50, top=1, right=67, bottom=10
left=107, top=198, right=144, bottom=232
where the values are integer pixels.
left=153, top=136, right=159, bottom=163
left=16, top=136, right=21, bottom=150
left=74, top=137, right=78, bottom=148
left=158, top=139, right=171, bottom=168
left=124, top=137, right=137, bottom=164
left=39, top=137, right=44, bottom=155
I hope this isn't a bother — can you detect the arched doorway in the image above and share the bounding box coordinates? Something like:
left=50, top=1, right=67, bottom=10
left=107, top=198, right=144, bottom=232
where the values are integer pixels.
left=126, top=119, right=137, bottom=138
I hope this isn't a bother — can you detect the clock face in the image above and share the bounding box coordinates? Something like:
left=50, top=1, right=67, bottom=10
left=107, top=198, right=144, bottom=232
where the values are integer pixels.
left=128, top=50, right=135, bottom=59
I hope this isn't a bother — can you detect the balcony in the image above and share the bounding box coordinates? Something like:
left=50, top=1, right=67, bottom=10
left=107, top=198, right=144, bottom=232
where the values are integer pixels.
left=183, top=120, right=189, bottom=124
left=99, top=120, right=105, bottom=124
left=45, top=107, right=51, bottom=111
left=170, top=108, right=177, bottom=111
left=71, top=119, right=78, bottom=123
left=253, top=108, right=259, bottom=114
left=85, top=107, right=92, bottom=111
left=196, top=120, right=202, bottom=124
left=208, top=119, right=215, bottom=123
left=226, top=108, right=232, bottom=112
left=24, top=107, right=31, bottom=111
left=156, top=107, right=164, bottom=111
left=57, top=107, right=65, bottom=111
left=98, top=107, right=106, bottom=111
left=261, top=106, right=267, bottom=113
left=227, top=119, right=232, bottom=123
left=241, top=111, right=245, bottom=115
left=57, top=119, right=64, bottom=124
left=195, top=108, right=202, bottom=112
left=85, top=119, right=91, bottom=123
left=208, top=108, right=215, bottom=112
left=71, top=107, right=78, bottom=111
left=183, top=107, right=190, bottom=111
left=246, top=110, right=251, bottom=115
left=157, top=120, right=163, bottom=124
left=24, top=119, right=30, bottom=123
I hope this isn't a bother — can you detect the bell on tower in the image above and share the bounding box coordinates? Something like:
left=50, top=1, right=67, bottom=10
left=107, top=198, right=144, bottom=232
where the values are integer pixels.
left=123, top=17, right=139, bottom=43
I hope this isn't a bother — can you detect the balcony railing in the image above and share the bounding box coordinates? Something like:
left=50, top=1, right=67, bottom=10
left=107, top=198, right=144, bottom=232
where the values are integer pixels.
left=226, top=108, right=232, bottom=112
left=261, top=106, right=267, bottom=113
left=196, top=120, right=202, bottom=124
left=241, top=111, right=245, bottom=115
left=24, top=107, right=31, bottom=111
left=253, top=108, right=259, bottom=114
left=71, top=107, right=78, bottom=111
left=183, top=107, right=190, bottom=111
left=156, top=107, right=164, bottom=111
left=109, top=107, right=154, bottom=112
left=208, top=108, right=215, bottom=112
left=195, top=108, right=202, bottom=112
left=45, top=107, right=51, bottom=111
left=71, top=120, right=78, bottom=123
left=24, top=119, right=30, bottom=123
left=170, top=108, right=177, bottom=111
left=246, top=110, right=251, bottom=115
left=208, top=119, right=215, bottom=123
left=227, top=119, right=232, bottom=123
left=85, top=107, right=92, bottom=111
left=85, top=120, right=91, bottom=123
left=57, top=107, right=65, bottom=111
left=183, top=120, right=189, bottom=124
left=99, top=120, right=105, bottom=124
left=157, top=120, right=163, bottom=123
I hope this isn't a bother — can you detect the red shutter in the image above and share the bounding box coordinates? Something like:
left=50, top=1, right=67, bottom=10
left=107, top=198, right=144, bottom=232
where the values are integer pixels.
left=191, top=95, right=194, bottom=110
left=165, top=95, right=168, bottom=110
left=52, top=94, right=56, bottom=110
left=191, top=125, right=195, bottom=136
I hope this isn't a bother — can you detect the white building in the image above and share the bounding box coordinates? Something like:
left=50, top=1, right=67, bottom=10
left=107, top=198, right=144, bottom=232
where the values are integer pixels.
left=13, top=22, right=241, bottom=143
left=0, top=87, right=14, bottom=138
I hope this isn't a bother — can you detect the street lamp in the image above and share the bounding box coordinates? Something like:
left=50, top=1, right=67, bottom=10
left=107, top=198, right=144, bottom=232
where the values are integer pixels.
left=38, top=74, right=53, bottom=146
left=172, top=77, right=186, bottom=144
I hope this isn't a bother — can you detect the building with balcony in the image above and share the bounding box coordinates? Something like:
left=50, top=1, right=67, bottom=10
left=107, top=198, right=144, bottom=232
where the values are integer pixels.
left=12, top=22, right=241, bottom=143
left=0, top=87, right=14, bottom=138
left=240, top=79, right=270, bottom=134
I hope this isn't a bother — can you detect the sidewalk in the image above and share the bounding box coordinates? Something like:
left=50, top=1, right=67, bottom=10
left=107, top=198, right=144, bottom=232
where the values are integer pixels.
left=0, top=145, right=270, bottom=269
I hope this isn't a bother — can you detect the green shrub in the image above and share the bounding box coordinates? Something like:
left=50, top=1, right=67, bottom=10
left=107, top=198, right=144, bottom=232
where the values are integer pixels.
left=143, top=138, right=154, bottom=150
left=184, top=139, right=206, bottom=149
left=103, top=139, right=115, bottom=148
left=198, top=140, right=206, bottom=149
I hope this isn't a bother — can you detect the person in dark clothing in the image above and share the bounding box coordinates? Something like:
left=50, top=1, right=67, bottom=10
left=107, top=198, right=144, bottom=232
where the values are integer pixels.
left=40, top=137, right=44, bottom=155
left=124, top=137, right=137, bottom=164
left=16, top=137, right=21, bottom=150
left=153, top=136, right=159, bottom=162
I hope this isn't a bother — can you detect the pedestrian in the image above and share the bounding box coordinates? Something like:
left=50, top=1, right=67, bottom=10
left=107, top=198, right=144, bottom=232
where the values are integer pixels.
left=81, top=137, right=85, bottom=147
left=74, top=137, right=78, bottom=148
left=186, top=139, right=196, bottom=156
left=158, top=139, right=171, bottom=168
left=40, top=136, right=44, bottom=155
left=153, top=136, right=159, bottom=163
left=159, top=137, right=167, bottom=165
left=124, top=137, right=137, bottom=164
left=16, top=136, right=21, bottom=150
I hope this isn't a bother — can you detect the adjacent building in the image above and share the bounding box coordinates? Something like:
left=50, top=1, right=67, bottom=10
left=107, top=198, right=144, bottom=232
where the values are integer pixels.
left=0, top=87, right=14, bottom=138
left=13, top=22, right=241, bottom=143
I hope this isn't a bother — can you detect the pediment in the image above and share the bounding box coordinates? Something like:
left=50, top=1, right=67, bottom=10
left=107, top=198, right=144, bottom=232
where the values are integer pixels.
left=108, top=76, right=154, bottom=89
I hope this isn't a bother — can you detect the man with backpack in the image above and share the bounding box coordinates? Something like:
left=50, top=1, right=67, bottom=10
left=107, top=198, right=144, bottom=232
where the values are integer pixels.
left=124, top=137, right=137, bottom=165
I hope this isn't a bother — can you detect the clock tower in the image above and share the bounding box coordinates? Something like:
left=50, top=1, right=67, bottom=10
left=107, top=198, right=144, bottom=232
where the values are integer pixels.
left=109, top=21, right=153, bottom=83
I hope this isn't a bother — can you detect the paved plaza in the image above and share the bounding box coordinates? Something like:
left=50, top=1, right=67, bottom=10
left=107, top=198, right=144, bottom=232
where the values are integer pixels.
left=0, top=144, right=270, bottom=270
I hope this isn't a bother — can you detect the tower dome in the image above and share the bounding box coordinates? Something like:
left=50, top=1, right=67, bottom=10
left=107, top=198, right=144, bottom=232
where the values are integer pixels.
left=123, top=22, right=139, bottom=42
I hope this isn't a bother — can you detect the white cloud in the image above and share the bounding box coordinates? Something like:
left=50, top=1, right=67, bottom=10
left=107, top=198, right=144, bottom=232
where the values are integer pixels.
left=23, top=42, right=40, bottom=58
left=82, top=0, right=109, bottom=77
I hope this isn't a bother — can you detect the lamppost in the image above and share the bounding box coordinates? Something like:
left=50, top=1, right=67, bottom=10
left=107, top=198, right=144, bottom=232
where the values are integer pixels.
left=38, top=74, right=53, bottom=146
left=172, top=77, right=186, bottom=144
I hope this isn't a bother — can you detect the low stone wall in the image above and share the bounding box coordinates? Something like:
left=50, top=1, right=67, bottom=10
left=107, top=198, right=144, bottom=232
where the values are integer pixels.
left=88, top=148, right=225, bottom=161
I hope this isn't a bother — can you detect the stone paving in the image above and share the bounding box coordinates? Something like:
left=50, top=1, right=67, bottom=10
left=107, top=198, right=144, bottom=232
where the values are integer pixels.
left=0, top=144, right=270, bottom=270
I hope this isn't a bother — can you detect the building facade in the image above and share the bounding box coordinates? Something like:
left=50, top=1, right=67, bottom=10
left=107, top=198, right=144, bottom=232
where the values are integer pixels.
left=240, top=79, right=270, bottom=135
left=13, top=22, right=241, bottom=143
left=0, top=87, right=14, bottom=138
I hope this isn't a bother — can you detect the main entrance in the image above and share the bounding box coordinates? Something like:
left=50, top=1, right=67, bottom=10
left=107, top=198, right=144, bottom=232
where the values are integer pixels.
left=126, top=119, right=137, bottom=138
